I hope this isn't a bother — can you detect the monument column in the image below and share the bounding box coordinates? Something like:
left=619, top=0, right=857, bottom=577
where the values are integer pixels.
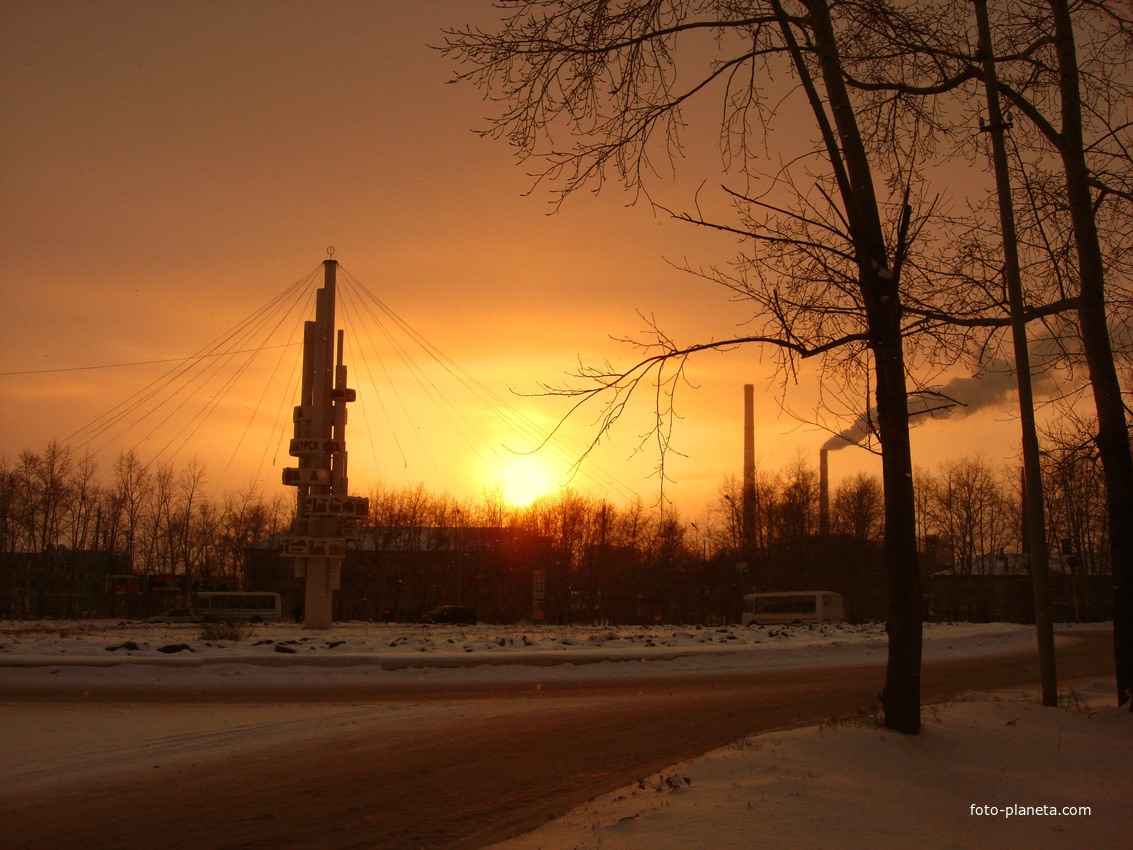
left=279, top=253, right=368, bottom=629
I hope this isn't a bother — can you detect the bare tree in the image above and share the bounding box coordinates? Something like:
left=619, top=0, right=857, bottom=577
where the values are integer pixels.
left=112, top=450, right=151, bottom=566
left=924, top=455, right=1015, bottom=574
left=12, top=453, right=41, bottom=554
left=832, top=472, right=884, bottom=541
left=1042, top=417, right=1111, bottom=622
left=776, top=452, right=819, bottom=543
left=1033, top=0, right=1133, bottom=708
left=12, top=442, right=76, bottom=554
left=177, top=458, right=206, bottom=578
left=147, top=461, right=176, bottom=573
left=63, top=451, right=100, bottom=552
left=0, top=456, right=18, bottom=554
left=714, top=474, right=745, bottom=556
left=445, top=0, right=952, bottom=731
left=851, top=0, right=1133, bottom=707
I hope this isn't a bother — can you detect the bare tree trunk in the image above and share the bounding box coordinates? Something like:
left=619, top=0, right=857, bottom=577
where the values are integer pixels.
left=873, top=312, right=923, bottom=734
left=974, top=0, right=1058, bottom=706
left=1048, top=0, right=1133, bottom=707
left=801, top=0, right=922, bottom=733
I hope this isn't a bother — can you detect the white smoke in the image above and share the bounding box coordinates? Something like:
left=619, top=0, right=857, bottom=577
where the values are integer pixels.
left=822, top=361, right=1054, bottom=452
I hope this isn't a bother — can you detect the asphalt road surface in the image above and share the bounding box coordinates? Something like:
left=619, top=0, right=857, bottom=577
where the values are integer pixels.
left=1, top=630, right=1114, bottom=850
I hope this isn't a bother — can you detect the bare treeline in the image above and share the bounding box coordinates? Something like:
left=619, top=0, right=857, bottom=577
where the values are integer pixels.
left=0, top=441, right=290, bottom=582
left=712, top=442, right=1108, bottom=578
left=1, top=425, right=1112, bottom=595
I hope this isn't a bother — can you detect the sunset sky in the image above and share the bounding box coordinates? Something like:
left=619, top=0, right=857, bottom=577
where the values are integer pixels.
left=1, top=1, right=1047, bottom=514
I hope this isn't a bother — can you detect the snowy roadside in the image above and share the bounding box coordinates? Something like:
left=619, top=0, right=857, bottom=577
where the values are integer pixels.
left=489, top=680, right=1129, bottom=850
left=1, top=620, right=1125, bottom=850
left=0, top=619, right=1059, bottom=688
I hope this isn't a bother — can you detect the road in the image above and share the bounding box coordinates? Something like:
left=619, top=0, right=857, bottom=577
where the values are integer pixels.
left=1, top=630, right=1114, bottom=850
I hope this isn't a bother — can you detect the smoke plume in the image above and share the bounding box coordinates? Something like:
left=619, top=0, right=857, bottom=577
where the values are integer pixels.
left=822, top=361, right=1054, bottom=452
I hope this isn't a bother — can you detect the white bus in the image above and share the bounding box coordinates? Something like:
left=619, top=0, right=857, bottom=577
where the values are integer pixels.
left=196, top=591, right=282, bottom=623
left=742, top=591, right=844, bottom=626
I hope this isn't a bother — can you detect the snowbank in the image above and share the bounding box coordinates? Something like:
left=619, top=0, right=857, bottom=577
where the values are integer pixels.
left=490, top=681, right=1129, bottom=850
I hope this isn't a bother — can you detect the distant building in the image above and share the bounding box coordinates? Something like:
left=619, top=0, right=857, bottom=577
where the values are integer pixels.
left=245, top=525, right=565, bottom=624
left=929, top=551, right=1110, bottom=622
left=0, top=549, right=132, bottom=619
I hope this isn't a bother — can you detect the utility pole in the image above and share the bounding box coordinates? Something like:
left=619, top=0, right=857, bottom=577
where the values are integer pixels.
left=279, top=250, right=368, bottom=629
left=974, top=0, right=1058, bottom=706
left=742, top=384, right=756, bottom=559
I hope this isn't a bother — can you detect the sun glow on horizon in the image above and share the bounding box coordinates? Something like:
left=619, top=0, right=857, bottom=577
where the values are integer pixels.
left=495, top=452, right=558, bottom=507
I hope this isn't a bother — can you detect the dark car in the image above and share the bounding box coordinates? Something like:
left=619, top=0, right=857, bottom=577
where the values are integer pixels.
left=419, top=605, right=477, bottom=625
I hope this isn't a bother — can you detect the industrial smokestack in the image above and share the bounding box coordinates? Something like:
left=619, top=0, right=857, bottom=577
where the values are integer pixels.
left=819, top=448, right=830, bottom=537
left=743, top=384, right=756, bottom=551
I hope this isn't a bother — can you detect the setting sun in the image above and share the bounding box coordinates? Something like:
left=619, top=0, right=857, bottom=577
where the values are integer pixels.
left=496, top=453, right=557, bottom=507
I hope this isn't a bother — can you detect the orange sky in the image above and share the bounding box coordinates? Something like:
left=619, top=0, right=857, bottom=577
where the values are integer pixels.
left=0, top=1, right=1046, bottom=515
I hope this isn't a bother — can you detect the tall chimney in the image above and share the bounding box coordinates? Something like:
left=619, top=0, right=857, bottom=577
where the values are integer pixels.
left=819, top=447, right=830, bottom=536
left=743, top=385, right=756, bottom=552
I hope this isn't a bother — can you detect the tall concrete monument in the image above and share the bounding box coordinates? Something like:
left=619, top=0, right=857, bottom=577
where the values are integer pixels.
left=278, top=254, right=368, bottom=629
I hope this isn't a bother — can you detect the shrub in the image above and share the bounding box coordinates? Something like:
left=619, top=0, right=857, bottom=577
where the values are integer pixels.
left=200, top=621, right=253, bottom=642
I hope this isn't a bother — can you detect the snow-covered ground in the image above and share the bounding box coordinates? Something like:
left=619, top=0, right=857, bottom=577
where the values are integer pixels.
left=492, top=679, right=1128, bottom=850
left=1, top=620, right=1127, bottom=849
left=0, top=618, right=1050, bottom=684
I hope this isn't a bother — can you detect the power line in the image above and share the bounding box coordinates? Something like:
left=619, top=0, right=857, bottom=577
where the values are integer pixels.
left=30, top=261, right=641, bottom=505
left=64, top=266, right=320, bottom=461
left=338, top=264, right=641, bottom=504
left=0, top=343, right=301, bottom=377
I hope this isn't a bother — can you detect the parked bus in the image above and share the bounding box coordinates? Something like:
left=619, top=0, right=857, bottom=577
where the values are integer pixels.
left=196, top=591, right=282, bottom=623
left=742, top=591, right=844, bottom=626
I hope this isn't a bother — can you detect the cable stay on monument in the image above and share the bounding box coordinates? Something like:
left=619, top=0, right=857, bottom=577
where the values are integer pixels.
left=335, top=264, right=640, bottom=504
left=35, top=257, right=638, bottom=507
left=62, top=267, right=319, bottom=466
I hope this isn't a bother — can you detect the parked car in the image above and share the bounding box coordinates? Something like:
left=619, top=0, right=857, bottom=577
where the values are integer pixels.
left=147, top=608, right=204, bottom=624
left=419, top=605, right=477, bottom=625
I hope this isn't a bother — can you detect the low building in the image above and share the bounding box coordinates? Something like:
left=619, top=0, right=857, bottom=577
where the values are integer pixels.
left=929, top=551, right=1110, bottom=623
left=245, top=525, right=565, bottom=623
left=0, top=549, right=132, bottom=618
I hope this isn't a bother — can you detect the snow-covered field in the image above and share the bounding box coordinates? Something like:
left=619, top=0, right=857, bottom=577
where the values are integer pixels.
left=1, top=620, right=1127, bottom=849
